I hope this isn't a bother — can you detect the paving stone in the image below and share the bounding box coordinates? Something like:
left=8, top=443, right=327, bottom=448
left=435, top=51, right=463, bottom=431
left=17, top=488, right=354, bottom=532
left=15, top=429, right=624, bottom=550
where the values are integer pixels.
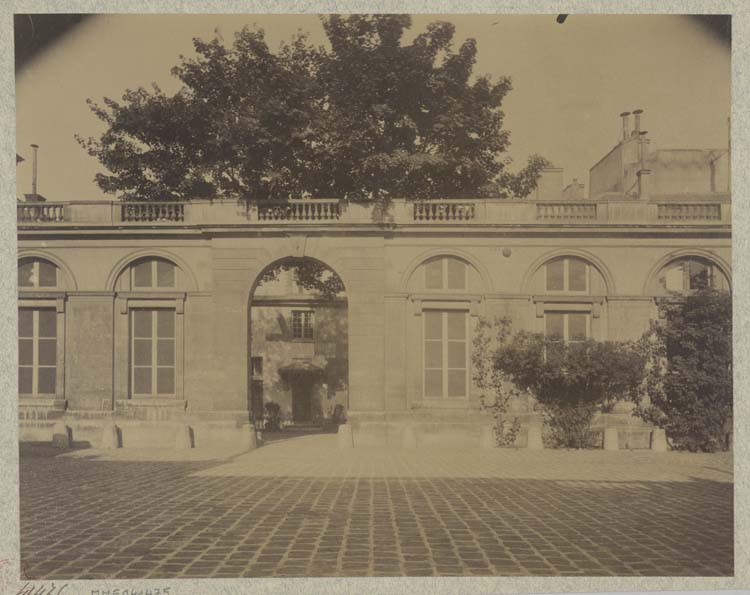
left=19, top=443, right=733, bottom=579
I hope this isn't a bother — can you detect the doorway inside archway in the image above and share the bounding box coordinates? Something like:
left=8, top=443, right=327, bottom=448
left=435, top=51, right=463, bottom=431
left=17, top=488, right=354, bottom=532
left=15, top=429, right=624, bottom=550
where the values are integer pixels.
left=248, top=257, right=348, bottom=443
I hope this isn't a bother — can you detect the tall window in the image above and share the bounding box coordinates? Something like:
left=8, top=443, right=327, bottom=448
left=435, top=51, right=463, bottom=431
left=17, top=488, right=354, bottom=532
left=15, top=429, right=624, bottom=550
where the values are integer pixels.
left=424, top=257, right=467, bottom=290
left=545, top=312, right=589, bottom=343
left=132, top=258, right=175, bottom=289
left=131, top=308, right=175, bottom=396
left=423, top=310, right=468, bottom=398
left=18, top=308, right=56, bottom=395
left=18, top=259, right=57, bottom=288
left=292, top=310, right=314, bottom=339
left=546, top=257, right=588, bottom=292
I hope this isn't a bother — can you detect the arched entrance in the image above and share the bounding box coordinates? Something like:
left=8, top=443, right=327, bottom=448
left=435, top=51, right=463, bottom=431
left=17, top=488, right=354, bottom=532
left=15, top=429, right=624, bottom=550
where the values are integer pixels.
left=247, top=257, right=348, bottom=441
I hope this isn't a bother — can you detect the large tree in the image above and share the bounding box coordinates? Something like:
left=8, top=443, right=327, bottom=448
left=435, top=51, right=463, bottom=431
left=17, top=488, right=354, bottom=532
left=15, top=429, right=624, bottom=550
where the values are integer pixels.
left=77, top=15, right=549, bottom=202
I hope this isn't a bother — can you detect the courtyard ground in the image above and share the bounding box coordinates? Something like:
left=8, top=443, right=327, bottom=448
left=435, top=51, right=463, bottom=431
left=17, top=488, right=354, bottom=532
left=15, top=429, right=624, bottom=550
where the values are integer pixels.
left=19, top=435, right=733, bottom=579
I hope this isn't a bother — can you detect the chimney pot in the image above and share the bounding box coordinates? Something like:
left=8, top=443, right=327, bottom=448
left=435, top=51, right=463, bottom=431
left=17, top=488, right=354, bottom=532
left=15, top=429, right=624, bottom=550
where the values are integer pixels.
left=632, top=109, right=644, bottom=135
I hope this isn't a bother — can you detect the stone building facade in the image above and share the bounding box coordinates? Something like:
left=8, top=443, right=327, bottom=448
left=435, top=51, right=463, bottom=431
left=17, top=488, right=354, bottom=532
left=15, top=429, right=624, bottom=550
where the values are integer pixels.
left=16, top=120, right=731, bottom=450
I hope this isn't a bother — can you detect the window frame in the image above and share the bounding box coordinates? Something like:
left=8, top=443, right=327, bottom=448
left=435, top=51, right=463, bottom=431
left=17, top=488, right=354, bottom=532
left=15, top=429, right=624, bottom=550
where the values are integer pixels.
left=129, top=258, right=177, bottom=290
left=17, top=299, right=65, bottom=400
left=115, top=296, right=185, bottom=403
left=424, top=257, right=468, bottom=291
left=544, top=310, right=591, bottom=344
left=129, top=307, right=177, bottom=398
left=545, top=257, right=590, bottom=294
left=291, top=309, right=314, bottom=340
left=18, top=258, right=59, bottom=289
left=18, top=307, right=58, bottom=396
left=422, top=308, right=470, bottom=400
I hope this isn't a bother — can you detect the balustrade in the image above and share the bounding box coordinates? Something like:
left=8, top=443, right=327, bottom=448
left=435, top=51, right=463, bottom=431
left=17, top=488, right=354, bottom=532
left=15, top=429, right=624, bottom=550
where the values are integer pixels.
left=17, top=203, right=65, bottom=223
left=413, top=202, right=475, bottom=221
left=657, top=203, right=721, bottom=221
left=121, top=203, right=185, bottom=222
left=257, top=200, right=341, bottom=221
left=536, top=203, right=597, bottom=221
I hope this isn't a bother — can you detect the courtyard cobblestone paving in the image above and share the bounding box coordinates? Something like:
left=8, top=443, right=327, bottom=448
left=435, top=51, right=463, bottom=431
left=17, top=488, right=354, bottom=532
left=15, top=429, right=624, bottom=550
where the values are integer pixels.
left=19, top=437, right=733, bottom=579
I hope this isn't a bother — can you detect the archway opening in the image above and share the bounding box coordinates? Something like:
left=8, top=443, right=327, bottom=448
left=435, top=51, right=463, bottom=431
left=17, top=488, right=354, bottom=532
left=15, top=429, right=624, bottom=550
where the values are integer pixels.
left=248, top=257, right=348, bottom=442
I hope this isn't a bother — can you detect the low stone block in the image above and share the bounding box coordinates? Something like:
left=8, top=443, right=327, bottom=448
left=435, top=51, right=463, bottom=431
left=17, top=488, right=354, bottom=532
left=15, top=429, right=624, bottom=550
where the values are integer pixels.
left=480, top=425, right=495, bottom=449
left=175, top=424, right=193, bottom=449
left=603, top=427, right=619, bottom=451
left=526, top=424, right=544, bottom=450
left=51, top=422, right=72, bottom=448
left=337, top=423, right=353, bottom=449
left=651, top=428, right=668, bottom=452
left=402, top=425, right=417, bottom=449
left=101, top=422, right=120, bottom=449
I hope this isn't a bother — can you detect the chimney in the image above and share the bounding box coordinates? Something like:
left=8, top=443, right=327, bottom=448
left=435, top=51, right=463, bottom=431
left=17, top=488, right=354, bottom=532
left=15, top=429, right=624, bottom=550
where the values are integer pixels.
left=619, top=111, right=631, bottom=142
left=30, top=144, right=39, bottom=196
left=24, top=144, right=46, bottom=202
left=632, top=109, right=643, bottom=136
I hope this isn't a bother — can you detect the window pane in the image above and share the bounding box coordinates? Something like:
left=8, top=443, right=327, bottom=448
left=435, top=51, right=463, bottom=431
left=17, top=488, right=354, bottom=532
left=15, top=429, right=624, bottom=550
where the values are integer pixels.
left=688, top=260, right=710, bottom=290
left=19, top=339, right=33, bottom=366
left=133, top=367, right=152, bottom=394
left=424, top=369, right=443, bottom=397
left=447, top=370, right=466, bottom=397
left=133, top=261, right=152, bottom=287
left=446, top=258, right=466, bottom=290
left=303, top=312, right=314, bottom=339
left=425, top=259, right=443, bottom=289
left=38, top=339, right=56, bottom=366
left=424, top=341, right=442, bottom=369
left=424, top=311, right=442, bottom=340
left=19, top=367, right=32, bottom=393
left=157, top=260, right=175, bottom=287
left=447, top=312, right=466, bottom=340
left=568, top=259, right=587, bottom=291
left=157, top=339, right=174, bottom=366
left=546, top=259, right=565, bottom=291
left=664, top=264, right=684, bottom=292
left=448, top=341, right=466, bottom=369
left=157, top=310, right=175, bottom=338
left=568, top=314, right=588, bottom=341
left=18, top=310, right=33, bottom=338
left=38, top=310, right=56, bottom=338
left=38, top=261, right=57, bottom=287
left=133, top=310, right=152, bottom=338
left=38, top=367, right=56, bottom=394
left=291, top=311, right=302, bottom=338
left=545, top=313, right=564, bottom=339
left=133, top=339, right=152, bottom=366
left=157, top=367, right=175, bottom=394
left=18, top=262, right=34, bottom=287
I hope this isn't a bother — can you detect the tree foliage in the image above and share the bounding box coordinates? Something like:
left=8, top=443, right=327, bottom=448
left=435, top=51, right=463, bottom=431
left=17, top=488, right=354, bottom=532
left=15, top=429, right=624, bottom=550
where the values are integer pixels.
left=257, top=258, right=345, bottom=300
left=77, top=15, right=549, bottom=202
left=484, top=328, right=644, bottom=449
left=634, top=289, right=732, bottom=452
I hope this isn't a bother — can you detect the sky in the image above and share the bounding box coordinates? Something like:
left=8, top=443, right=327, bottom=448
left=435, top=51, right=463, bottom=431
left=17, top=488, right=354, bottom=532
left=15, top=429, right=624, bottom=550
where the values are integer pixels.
left=14, top=14, right=731, bottom=201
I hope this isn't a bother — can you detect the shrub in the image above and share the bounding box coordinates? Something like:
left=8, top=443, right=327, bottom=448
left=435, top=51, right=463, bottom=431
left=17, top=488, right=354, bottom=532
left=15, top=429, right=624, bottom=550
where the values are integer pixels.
left=634, top=289, right=732, bottom=452
left=472, top=317, right=521, bottom=446
left=478, top=324, right=644, bottom=449
left=263, top=401, right=282, bottom=431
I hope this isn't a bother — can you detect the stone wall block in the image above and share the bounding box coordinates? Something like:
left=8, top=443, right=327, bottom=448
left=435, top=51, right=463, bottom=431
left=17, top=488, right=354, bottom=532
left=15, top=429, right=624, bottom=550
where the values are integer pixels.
left=603, top=427, right=620, bottom=451
left=651, top=428, right=668, bottom=452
